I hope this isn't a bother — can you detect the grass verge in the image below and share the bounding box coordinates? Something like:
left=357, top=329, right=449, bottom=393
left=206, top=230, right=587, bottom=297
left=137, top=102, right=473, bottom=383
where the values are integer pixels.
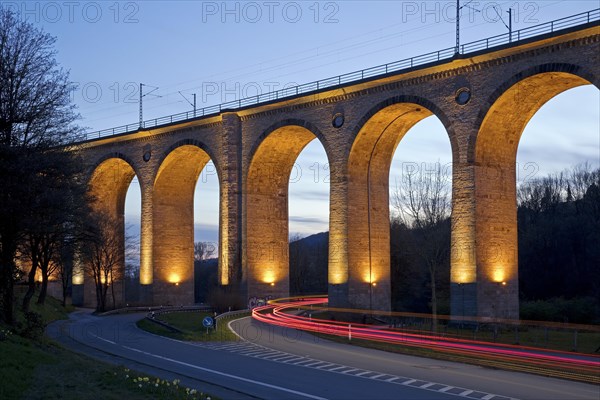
left=137, top=311, right=249, bottom=342
left=311, top=311, right=600, bottom=354
left=0, top=335, right=213, bottom=399
left=306, top=321, right=600, bottom=384
left=0, top=289, right=220, bottom=399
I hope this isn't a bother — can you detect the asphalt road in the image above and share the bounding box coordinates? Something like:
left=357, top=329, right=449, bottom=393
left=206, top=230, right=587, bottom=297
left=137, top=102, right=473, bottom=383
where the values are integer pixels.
left=47, top=311, right=600, bottom=400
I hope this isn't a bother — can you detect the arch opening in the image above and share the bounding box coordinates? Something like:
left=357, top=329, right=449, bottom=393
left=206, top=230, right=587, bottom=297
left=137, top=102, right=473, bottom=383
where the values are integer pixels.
left=124, top=177, right=141, bottom=305
left=288, top=140, right=330, bottom=298
left=389, top=117, right=453, bottom=315
left=193, top=159, right=220, bottom=304
left=474, top=71, right=597, bottom=319
left=348, top=102, right=448, bottom=311
left=245, top=125, right=328, bottom=303
left=517, top=86, right=600, bottom=321
left=81, top=157, right=137, bottom=308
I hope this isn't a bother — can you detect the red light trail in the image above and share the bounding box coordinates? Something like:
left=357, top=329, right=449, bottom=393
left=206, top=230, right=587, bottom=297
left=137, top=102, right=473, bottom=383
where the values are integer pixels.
left=252, top=297, right=600, bottom=384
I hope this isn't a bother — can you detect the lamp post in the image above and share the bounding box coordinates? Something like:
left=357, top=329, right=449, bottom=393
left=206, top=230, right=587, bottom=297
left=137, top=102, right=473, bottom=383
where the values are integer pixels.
left=458, top=282, right=465, bottom=326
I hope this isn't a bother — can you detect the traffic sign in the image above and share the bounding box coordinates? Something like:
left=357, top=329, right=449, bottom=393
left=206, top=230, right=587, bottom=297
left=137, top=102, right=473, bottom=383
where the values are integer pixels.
left=202, top=316, right=214, bottom=328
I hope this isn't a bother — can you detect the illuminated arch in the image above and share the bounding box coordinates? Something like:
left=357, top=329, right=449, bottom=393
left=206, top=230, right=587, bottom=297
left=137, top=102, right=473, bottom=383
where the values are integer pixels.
left=245, top=121, right=330, bottom=301
left=88, top=154, right=137, bottom=216
left=348, top=97, right=452, bottom=310
left=153, top=143, right=218, bottom=305
left=85, top=155, right=138, bottom=305
left=473, top=66, right=598, bottom=319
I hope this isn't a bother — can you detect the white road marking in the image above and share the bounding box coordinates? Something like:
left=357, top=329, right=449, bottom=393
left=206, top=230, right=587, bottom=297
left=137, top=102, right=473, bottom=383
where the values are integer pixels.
left=305, top=361, right=328, bottom=367
left=260, top=353, right=289, bottom=360
left=121, top=345, right=329, bottom=400
left=89, top=333, right=116, bottom=345
left=341, top=368, right=359, bottom=374
left=187, top=316, right=520, bottom=400
left=316, top=363, right=336, bottom=369
left=282, top=357, right=305, bottom=363
left=271, top=355, right=300, bottom=362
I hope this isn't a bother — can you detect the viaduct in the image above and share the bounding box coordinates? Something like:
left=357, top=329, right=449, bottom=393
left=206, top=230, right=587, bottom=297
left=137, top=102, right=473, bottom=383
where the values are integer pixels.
left=71, top=10, right=599, bottom=320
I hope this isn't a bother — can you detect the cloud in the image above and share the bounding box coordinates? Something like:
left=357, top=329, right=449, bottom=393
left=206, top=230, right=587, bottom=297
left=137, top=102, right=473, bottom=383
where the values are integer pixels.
left=194, top=223, right=219, bottom=243
left=289, top=189, right=330, bottom=201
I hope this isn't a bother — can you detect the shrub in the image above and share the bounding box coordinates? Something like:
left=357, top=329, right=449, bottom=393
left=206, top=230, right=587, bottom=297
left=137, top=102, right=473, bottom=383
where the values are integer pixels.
left=20, top=311, right=45, bottom=339
left=206, top=286, right=245, bottom=313
left=520, top=297, right=599, bottom=324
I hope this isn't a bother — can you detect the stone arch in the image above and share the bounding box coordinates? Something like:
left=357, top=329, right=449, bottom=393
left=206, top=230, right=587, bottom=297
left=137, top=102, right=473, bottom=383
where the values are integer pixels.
left=245, top=122, right=330, bottom=302
left=154, top=139, right=222, bottom=180
left=247, top=119, right=330, bottom=166
left=472, top=67, right=597, bottom=319
left=350, top=95, right=457, bottom=162
left=84, top=155, right=138, bottom=307
left=347, top=98, right=452, bottom=310
left=469, top=63, right=598, bottom=161
left=153, top=142, right=217, bottom=305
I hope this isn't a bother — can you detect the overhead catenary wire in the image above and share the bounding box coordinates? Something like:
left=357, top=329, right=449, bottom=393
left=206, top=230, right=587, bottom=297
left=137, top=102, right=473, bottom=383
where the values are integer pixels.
left=77, top=0, right=563, bottom=127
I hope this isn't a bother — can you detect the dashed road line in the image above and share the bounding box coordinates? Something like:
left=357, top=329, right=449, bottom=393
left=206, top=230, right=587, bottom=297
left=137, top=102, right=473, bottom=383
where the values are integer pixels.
left=341, top=368, right=359, bottom=374
left=316, top=363, right=335, bottom=369
left=212, top=318, right=523, bottom=400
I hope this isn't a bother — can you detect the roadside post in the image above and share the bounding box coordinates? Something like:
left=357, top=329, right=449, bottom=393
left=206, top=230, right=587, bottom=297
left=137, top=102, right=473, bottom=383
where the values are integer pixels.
left=202, top=316, right=214, bottom=334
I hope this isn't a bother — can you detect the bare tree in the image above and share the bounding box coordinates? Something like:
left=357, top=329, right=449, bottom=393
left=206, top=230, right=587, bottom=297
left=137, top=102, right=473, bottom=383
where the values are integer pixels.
left=19, top=150, right=89, bottom=311
left=569, top=162, right=599, bottom=201
left=0, top=7, right=79, bottom=324
left=55, top=241, right=74, bottom=307
left=392, top=162, right=451, bottom=331
left=194, top=241, right=216, bottom=262
left=80, top=213, right=128, bottom=312
left=392, top=163, right=451, bottom=229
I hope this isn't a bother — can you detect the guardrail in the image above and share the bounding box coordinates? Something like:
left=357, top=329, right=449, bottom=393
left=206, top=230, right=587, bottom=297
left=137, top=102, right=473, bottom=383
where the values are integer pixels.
left=98, top=304, right=209, bottom=316
left=215, top=309, right=250, bottom=321
left=74, top=8, right=599, bottom=143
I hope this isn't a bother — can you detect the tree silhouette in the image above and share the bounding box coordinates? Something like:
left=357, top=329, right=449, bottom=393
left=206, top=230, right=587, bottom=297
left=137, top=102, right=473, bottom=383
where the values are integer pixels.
left=0, top=7, right=79, bottom=324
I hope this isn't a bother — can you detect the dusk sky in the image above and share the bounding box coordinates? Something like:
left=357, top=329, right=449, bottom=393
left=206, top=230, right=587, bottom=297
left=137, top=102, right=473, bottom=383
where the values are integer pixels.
left=14, top=1, right=599, bottom=248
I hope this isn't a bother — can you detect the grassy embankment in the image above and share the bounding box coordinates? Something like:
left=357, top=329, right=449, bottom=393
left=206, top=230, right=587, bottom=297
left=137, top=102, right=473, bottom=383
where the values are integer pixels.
left=0, top=288, right=217, bottom=400
left=137, top=311, right=249, bottom=342
left=310, top=311, right=600, bottom=353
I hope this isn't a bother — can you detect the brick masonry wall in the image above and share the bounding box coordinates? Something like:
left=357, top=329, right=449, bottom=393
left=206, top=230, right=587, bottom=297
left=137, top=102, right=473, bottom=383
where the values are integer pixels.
left=72, top=27, right=599, bottom=317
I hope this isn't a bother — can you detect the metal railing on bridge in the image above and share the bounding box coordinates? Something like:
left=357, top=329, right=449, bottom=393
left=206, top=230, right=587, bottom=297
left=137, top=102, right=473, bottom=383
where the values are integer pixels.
left=74, top=8, right=600, bottom=143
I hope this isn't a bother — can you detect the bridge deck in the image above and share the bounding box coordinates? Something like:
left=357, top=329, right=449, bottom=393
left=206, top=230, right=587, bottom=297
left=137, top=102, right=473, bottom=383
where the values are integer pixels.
left=74, top=8, right=599, bottom=144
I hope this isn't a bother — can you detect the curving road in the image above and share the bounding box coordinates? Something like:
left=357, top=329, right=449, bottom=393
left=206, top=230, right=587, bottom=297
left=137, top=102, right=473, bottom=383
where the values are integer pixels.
left=47, top=310, right=600, bottom=400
